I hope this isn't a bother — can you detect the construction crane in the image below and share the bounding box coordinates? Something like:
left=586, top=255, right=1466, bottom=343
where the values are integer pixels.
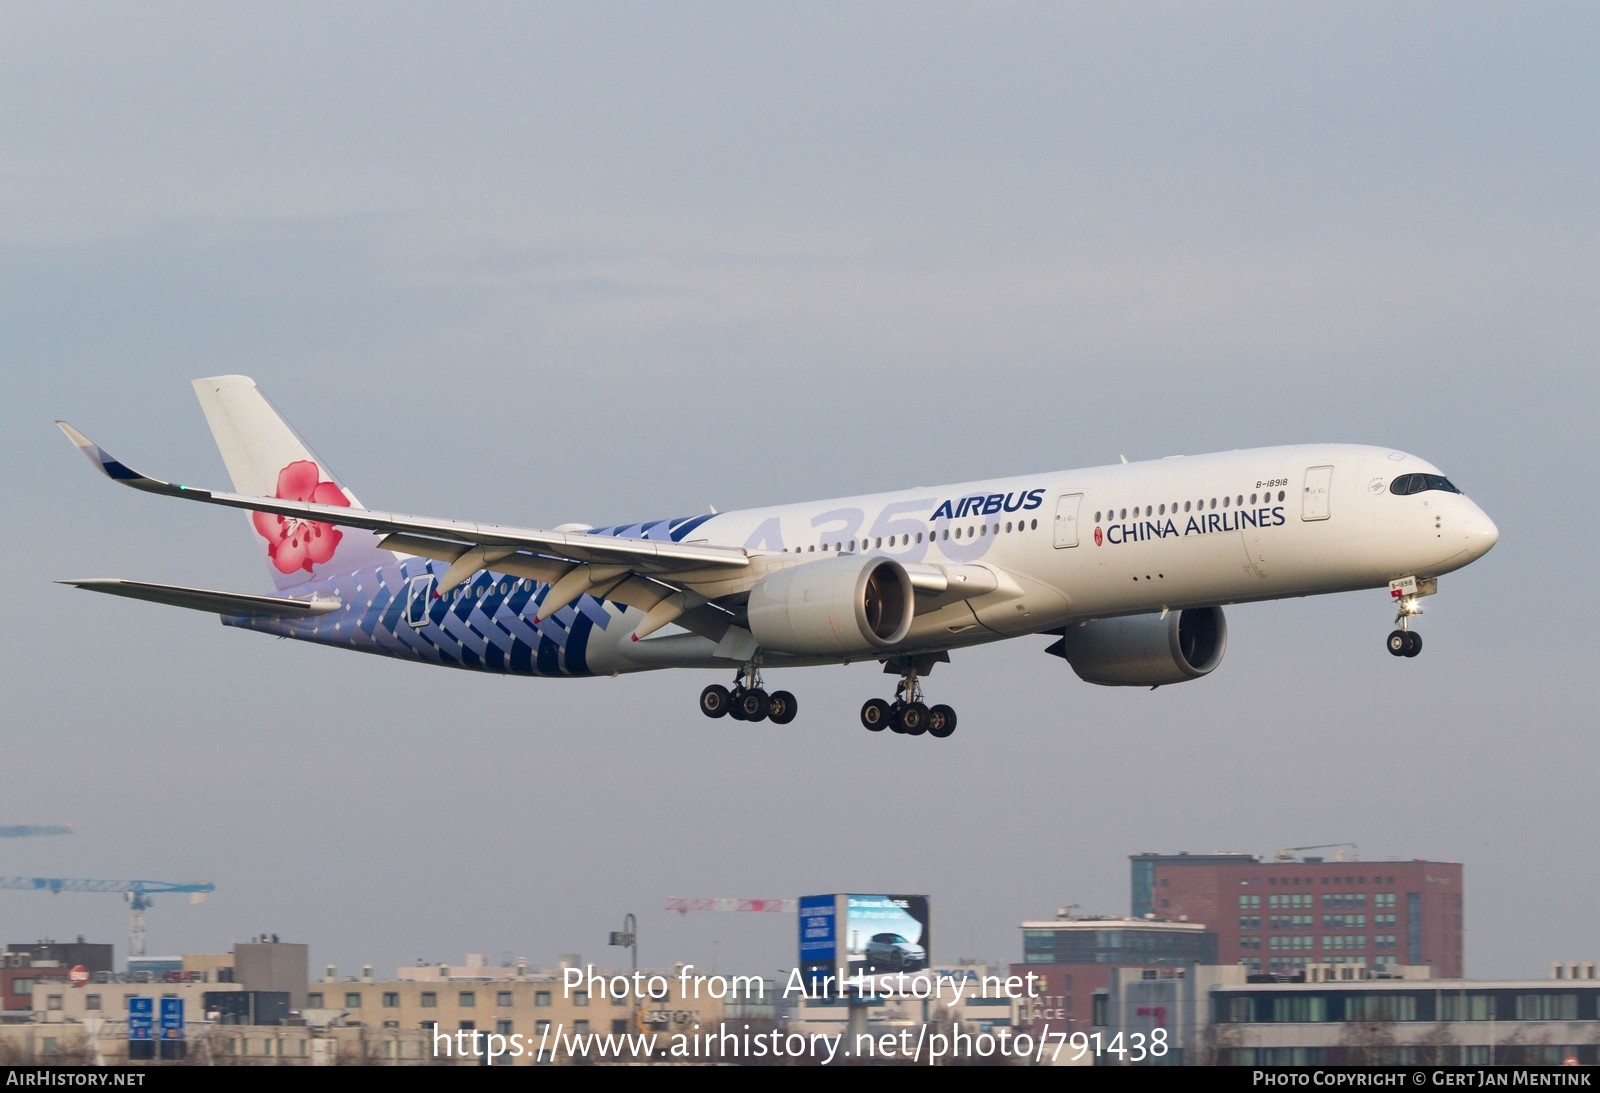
left=1273, top=843, right=1359, bottom=862
left=666, top=898, right=797, bottom=914
left=0, top=877, right=216, bottom=960
left=0, top=825, right=73, bottom=838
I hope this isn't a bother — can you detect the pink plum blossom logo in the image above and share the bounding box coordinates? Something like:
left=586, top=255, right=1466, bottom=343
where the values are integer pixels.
left=251, top=461, right=350, bottom=575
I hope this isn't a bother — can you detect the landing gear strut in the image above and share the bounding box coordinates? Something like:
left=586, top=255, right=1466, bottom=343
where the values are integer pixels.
left=700, top=665, right=796, bottom=725
left=1385, top=576, right=1433, bottom=658
left=861, top=655, right=956, bottom=739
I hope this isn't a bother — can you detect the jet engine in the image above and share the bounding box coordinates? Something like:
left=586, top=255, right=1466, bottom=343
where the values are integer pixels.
left=1047, top=606, right=1227, bottom=687
left=747, top=555, right=914, bottom=656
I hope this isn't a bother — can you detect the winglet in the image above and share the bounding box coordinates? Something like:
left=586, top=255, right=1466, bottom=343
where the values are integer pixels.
left=55, top=422, right=185, bottom=496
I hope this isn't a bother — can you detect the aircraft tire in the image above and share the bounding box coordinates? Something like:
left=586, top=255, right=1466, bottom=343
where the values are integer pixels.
left=898, top=701, right=929, bottom=736
left=738, top=688, right=770, bottom=722
left=861, top=698, right=892, bottom=732
left=1386, top=630, right=1409, bottom=657
left=700, top=684, right=732, bottom=718
left=928, top=705, right=957, bottom=738
left=1404, top=631, right=1422, bottom=657
left=767, top=690, right=798, bottom=725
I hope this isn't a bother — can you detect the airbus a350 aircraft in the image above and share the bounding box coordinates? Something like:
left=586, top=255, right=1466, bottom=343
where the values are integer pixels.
left=59, top=376, right=1498, bottom=739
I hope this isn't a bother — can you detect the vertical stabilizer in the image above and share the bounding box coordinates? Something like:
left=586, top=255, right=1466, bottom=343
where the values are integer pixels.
left=192, top=375, right=399, bottom=591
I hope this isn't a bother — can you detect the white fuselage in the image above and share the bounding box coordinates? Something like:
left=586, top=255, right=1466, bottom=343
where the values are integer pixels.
left=576, top=443, right=1497, bottom=674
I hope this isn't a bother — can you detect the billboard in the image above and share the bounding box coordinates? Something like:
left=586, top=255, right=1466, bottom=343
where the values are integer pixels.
left=799, top=893, right=931, bottom=990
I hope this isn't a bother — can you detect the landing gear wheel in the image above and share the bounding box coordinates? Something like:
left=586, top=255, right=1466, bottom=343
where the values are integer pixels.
left=1403, top=631, right=1422, bottom=657
left=700, top=684, right=732, bottom=719
left=767, top=690, right=798, bottom=725
left=1387, top=630, right=1409, bottom=657
left=737, top=688, right=771, bottom=722
left=897, top=701, right=929, bottom=736
left=861, top=698, right=893, bottom=732
left=928, top=704, right=957, bottom=739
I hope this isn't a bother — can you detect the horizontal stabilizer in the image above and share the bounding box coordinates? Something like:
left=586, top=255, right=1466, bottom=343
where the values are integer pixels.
left=59, top=579, right=340, bottom=619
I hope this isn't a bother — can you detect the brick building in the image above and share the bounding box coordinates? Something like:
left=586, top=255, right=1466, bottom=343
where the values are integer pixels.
left=1130, top=852, right=1463, bottom=978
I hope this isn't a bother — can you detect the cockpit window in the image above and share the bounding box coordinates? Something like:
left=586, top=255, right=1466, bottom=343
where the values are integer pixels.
left=1390, top=473, right=1461, bottom=496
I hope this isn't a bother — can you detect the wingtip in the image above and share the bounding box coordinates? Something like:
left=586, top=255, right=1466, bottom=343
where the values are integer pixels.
left=55, top=422, right=161, bottom=487
left=56, top=420, right=93, bottom=447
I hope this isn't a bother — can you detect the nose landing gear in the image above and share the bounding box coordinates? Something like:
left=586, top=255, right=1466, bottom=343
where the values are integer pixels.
left=1385, top=576, right=1435, bottom=658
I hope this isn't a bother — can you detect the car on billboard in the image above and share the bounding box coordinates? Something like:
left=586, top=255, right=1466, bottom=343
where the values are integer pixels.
left=863, top=932, right=926, bottom=971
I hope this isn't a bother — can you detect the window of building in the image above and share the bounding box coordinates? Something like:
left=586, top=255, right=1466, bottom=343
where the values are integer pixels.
left=46, top=994, right=63, bottom=1011
left=574, top=991, right=588, bottom=1007
left=421, top=991, right=437, bottom=1008
left=459, top=991, right=476, bottom=1007
left=345, top=992, right=362, bottom=1008
left=85, top=994, right=101, bottom=1011
left=383, top=992, right=399, bottom=1007
left=536, top=991, right=551, bottom=1007
left=307, top=992, right=324, bottom=1008
left=497, top=991, right=513, bottom=1007
left=497, top=1020, right=513, bottom=1035
left=574, top=1020, right=589, bottom=1035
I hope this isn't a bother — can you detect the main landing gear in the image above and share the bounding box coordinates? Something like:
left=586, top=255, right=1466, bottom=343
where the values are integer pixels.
left=1385, top=576, right=1435, bottom=658
left=699, top=665, right=797, bottom=725
left=861, top=659, right=956, bottom=739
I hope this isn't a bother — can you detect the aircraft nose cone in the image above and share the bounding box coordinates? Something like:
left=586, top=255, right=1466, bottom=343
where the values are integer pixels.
left=1468, top=508, right=1499, bottom=557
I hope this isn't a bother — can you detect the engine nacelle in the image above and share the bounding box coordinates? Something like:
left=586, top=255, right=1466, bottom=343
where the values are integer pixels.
left=1050, top=606, right=1227, bottom=687
left=748, top=555, right=914, bottom=656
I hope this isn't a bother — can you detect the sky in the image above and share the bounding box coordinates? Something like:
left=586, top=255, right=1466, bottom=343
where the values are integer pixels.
left=1, top=3, right=1595, bottom=983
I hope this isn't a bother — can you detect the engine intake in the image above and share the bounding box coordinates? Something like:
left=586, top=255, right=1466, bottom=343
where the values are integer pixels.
left=748, top=555, right=914, bottom=656
left=1048, top=606, right=1227, bottom=687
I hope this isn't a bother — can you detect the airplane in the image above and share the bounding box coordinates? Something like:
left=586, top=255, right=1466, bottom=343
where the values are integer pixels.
left=58, top=376, right=1499, bottom=739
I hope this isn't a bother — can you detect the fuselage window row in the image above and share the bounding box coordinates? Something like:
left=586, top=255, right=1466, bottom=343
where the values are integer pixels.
left=783, top=517, right=1043, bottom=554
left=1096, top=490, right=1287, bottom=524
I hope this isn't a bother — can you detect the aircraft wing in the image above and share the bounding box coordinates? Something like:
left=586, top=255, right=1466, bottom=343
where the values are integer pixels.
left=58, top=423, right=748, bottom=573
left=59, top=423, right=1004, bottom=644
left=58, top=421, right=761, bottom=641
left=58, top=578, right=342, bottom=619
